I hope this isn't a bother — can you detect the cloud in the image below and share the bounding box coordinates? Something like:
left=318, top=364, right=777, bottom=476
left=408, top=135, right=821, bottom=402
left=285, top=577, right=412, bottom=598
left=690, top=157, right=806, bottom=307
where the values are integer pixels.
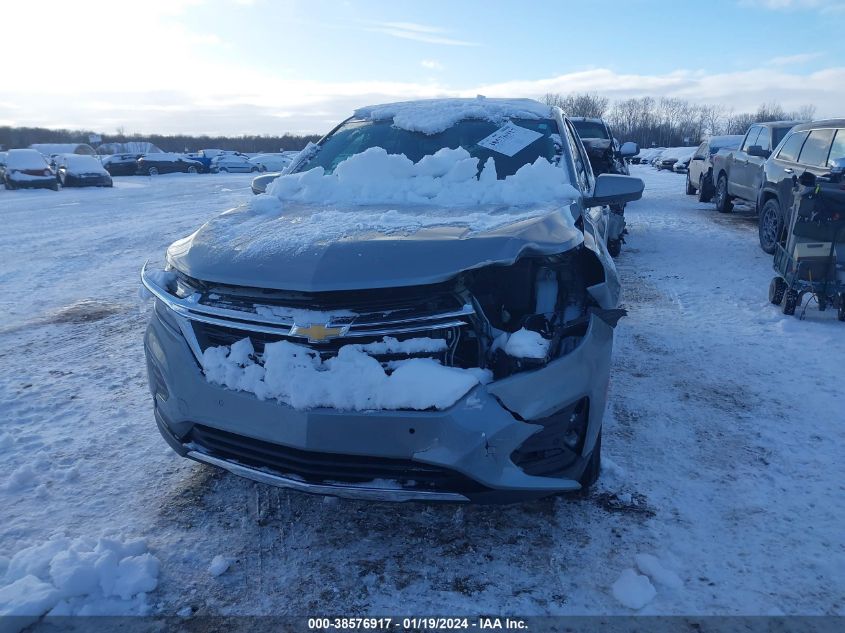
left=421, top=59, right=445, bottom=71
left=739, top=0, right=845, bottom=10
left=767, top=52, right=824, bottom=65
left=365, top=21, right=478, bottom=46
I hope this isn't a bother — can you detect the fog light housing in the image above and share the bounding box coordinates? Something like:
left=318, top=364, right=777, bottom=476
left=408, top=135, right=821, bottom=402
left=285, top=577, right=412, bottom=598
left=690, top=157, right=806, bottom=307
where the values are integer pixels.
left=510, top=398, right=589, bottom=477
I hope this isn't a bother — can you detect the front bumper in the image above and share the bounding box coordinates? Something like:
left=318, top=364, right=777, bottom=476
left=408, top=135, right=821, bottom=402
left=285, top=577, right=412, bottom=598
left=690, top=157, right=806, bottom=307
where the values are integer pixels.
left=143, top=276, right=614, bottom=502
left=6, top=175, right=56, bottom=188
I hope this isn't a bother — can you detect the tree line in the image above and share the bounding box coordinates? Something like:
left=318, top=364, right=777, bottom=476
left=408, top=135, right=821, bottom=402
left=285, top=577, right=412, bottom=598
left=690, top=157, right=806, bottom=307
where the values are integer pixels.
left=0, top=126, right=321, bottom=153
left=543, top=93, right=817, bottom=147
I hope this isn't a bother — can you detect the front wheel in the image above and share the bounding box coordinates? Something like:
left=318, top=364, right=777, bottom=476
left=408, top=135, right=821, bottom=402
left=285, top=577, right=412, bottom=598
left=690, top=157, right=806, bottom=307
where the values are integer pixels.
left=758, top=199, right=783, bottom=255
left=148, top=167, right=159, bottom=176
left=685, top=173, right=696, bottom=195
left=698, top=174, right=713, bottom=202
left=769, top=277, right=787, bottom=305
left=783, top=290, right=799, bottom=316
left=187, top=166, right=198, bottom=174
left=715, top=174, right=733, bottom=213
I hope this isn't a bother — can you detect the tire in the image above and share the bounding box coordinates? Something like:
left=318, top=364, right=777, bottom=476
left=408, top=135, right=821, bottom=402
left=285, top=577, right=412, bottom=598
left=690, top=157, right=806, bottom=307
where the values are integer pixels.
left=758, top=198, right=783, bottom=255
left=607, top=239, right=622, bottom=258
left=783, top=290, right=799, bottom=316
left=50, top=182, right=59, bottom=191
left=5, top=181, right=14, bottom=190
left=187, top=166, right=198, bottom=174
left=769, top=277, right=787, bottom=305
left=579, top=430, right=602, bottom=489
left=250, top=166, right=259, bottom=173
left=715, top=174, right=733, bottom=213
left=838, top=294, right=845, bottom=322
left=698, top=173, right=713, bottom=202
left=685, top=173, right=696, bottom=195
left=148, top=167, right=159, bottom=176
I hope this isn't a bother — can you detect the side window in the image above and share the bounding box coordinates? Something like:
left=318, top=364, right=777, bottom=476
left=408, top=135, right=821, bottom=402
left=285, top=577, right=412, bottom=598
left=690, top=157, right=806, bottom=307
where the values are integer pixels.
left=694, top=142, right=708, bottom=159
left=755, top=127, right=771, bottom=151
left=742, top=127, right=761, bottom=152
left=776, top=131, right=808, bottom=162
left=562, top=120, right=593, bottom=192
left=797, top=129, right=836, bottom=167
left=827, top=129, right=845, bottom=167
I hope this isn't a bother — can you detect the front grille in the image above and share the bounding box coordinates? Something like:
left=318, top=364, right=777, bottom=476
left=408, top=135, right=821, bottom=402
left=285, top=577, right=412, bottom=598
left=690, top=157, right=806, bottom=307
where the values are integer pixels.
left=189, top=424, right=486, bottom=493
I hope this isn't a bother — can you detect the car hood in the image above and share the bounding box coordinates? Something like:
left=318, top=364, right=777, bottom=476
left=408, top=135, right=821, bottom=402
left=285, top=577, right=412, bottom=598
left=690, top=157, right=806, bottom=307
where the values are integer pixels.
left=167, top=201, right=584, bottom=292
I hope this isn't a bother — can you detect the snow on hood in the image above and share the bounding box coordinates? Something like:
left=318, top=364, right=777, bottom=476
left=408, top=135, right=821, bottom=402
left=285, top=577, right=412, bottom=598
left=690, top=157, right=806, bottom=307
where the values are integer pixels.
left=354, top=97, right=553, bottom=135
left=167, top=146, right=583, bottom=291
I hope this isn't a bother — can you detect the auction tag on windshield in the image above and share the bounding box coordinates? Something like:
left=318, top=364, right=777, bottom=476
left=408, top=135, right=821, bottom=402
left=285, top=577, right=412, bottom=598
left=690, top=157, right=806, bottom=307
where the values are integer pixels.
left=477, top=122, right=543, bottom=157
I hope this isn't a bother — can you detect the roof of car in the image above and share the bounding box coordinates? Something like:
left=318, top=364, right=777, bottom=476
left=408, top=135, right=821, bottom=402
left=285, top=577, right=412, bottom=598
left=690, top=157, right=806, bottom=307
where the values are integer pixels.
left=755, top=120, right=806, bottom=129
left=569, top=117, right=606, bottom=123
left=790, top=119, right=845, bottom=132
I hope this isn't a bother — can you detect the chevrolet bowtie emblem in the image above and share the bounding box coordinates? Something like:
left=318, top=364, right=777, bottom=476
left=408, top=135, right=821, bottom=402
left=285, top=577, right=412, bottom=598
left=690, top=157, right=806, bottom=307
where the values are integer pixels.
left=289, top=322, right=349, bottom=342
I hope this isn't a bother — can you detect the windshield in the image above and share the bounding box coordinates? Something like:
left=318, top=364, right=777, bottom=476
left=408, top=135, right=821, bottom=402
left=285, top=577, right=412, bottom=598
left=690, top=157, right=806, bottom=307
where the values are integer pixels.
left=295, top=117, right=562, bottom=179
left=571, top=120, right=609, bottom=140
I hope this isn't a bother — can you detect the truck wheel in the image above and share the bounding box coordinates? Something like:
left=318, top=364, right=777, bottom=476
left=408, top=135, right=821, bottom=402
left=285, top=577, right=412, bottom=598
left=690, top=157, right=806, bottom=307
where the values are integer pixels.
left=685, top=173, right=696, bottom=195
left=758, top=199, right=783, bottom=255
left=607, top=239, right=622, bottom=258
left=783, top=290, right=799, bottom=316
left=698, top=174, right=713, bottom=202
left=715, top=174, right=733, bottom=213
left=769, top=277, right=787, bottom=305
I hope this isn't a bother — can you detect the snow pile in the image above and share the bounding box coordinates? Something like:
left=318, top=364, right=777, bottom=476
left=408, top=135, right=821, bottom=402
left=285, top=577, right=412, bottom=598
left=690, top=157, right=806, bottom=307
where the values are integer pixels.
left=201, top=337, right=489, bottom=411
left=208, top=555, right=232, bottom=577
left=502, top=328, right=551, bottom=359
left=354, top=97, right=552, bottom=135
left=0, top=535, right=159, bottom=621
left=263, top=146, right=576, bottom=209
left=635, top=554, right=683, bottom=590
left=611, top=568, right=656, bottom=610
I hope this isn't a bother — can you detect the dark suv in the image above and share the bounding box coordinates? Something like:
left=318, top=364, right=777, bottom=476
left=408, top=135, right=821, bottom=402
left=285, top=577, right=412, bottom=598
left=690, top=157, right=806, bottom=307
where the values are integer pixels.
left=757, top=120, right=845, bottom=253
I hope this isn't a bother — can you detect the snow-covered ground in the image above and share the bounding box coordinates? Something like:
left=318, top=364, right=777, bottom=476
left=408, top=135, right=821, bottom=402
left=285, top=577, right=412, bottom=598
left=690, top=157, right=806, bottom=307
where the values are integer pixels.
left=1, top=167, right=843, bottom=620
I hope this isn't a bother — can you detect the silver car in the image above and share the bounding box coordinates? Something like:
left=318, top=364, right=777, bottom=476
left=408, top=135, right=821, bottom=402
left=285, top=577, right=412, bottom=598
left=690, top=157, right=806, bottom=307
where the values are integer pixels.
left=142, top=98, right=643, bottom=503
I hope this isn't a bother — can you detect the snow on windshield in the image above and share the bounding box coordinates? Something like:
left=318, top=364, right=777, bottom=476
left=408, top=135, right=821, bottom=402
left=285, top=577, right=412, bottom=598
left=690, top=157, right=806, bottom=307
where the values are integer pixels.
left=65, top=155, right=104, bottom=172
left=264, top=146, right=576, bottom=209
left=7, top=150, right=48, bottom=170
left=354, top=97, right=553, bottom=135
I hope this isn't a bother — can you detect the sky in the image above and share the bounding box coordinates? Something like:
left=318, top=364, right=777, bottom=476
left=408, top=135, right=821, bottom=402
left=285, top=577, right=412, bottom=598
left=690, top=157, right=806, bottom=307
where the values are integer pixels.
left=1, top=0, right=844, bottom=137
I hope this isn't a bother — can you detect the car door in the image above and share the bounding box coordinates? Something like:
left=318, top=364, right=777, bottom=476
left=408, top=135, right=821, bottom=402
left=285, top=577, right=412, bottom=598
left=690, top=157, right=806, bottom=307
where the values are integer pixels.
left=767, top=129, right=809, bottom=212
left=733, top=125, right=761, bottom=200
left=689, top=142, right=708, bottom=185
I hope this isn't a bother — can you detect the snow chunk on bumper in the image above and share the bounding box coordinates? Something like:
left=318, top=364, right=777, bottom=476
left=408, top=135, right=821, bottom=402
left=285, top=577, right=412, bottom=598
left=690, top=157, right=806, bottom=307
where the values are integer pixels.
left=201, top=337, right=490, bottom=411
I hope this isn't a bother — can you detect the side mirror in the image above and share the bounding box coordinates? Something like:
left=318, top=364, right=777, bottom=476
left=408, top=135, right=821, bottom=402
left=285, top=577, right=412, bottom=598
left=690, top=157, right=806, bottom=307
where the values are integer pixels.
left=619, top=142, right=639, bottom=158
left=584, top=174, right=644, bottom=207
left=746, top=145, right=770, bottom=159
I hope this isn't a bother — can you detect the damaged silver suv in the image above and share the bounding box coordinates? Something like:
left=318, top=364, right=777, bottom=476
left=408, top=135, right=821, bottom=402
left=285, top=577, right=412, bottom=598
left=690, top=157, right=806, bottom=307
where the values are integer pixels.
left=142, top=98, right=643, bottom=503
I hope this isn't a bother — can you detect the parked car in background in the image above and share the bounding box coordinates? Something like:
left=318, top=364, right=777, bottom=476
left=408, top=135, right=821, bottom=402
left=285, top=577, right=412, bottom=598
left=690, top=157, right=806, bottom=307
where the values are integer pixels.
left=102, top=153, right=143, bottom=176
left=685, top=135, right=744, bottom=201
left=671, top=147, right=697, bottom=173
left=0, top=152, right=7, bottom=181
left=53, top=154, right=113, bottom=188
left=711, top=121, right=802, bottom=214
left=756, top=119, right=845, bottom=253
left=655, top=147, right=696, bottom=171
left=185, top=153, right=212, bottom=173
left=210, top=154, right=259, bottom=173
left=137, top=153, right=204, bottom=176
left=142, top=97, right=644, bottom=503
left=248, top=153, right=296, bottom=173
left=3, top=149, right=59, bottom=190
